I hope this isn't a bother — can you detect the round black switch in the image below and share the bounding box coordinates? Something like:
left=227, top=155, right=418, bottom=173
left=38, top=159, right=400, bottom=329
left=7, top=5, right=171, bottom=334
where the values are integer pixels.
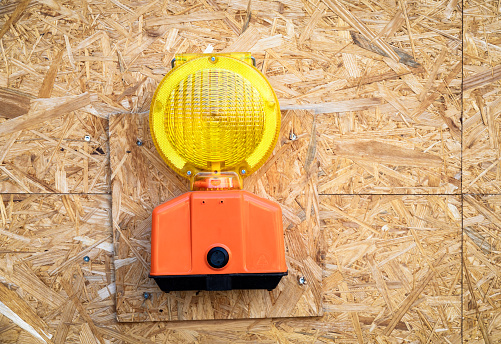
left=207, top=247, right=229, bottom=269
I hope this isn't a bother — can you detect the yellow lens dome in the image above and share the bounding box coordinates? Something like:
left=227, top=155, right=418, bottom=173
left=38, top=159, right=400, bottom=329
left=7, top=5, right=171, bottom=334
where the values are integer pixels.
left=150, top=53, right=280, bottom=179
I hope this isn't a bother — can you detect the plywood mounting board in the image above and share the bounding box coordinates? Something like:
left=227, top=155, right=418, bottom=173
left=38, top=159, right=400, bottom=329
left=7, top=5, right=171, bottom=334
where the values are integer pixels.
left=109, top=111, right=323, bottom=322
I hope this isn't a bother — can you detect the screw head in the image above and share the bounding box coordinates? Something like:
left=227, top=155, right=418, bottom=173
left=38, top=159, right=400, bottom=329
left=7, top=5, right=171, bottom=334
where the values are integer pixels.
left=143, top=292, right=150, bottom=299
left=83, top=256, right=90, bottom=262
left=84, top=135, right=91, bottom=142
left=241, top=169, right=246, bottom=175
left=186, top=170, right=192, bottom=176
left=298, top=276, right=306, bottom=285
left=289, top=133, right=297, bottom=141
left=211, top=56, right=216, bottom=62
left=136, top=139, right=143, bottom=146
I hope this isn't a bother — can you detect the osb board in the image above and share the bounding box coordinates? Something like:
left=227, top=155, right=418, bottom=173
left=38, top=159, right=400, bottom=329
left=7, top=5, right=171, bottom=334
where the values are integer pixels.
left=462, top=0, right=501, bottom=194
left=0, top=196, right=331, bottom=344
left=0, top=194, right=467, bottom=344
left=463, top=195, right=501, bottom=343
left=0, top=194, right=325, bottom=344
left=0, top=104, right=110, bottom=194
left=307, top=2, right=462, bottom=195
left=0, top=0, right=497, bottom=341
left=109, top=111, right=323, bottom=322
left=0, top=0, right=463, bottom=196
left=319, top=194, right=462, bottom=342
left=0, top=194, right=115, bottom=344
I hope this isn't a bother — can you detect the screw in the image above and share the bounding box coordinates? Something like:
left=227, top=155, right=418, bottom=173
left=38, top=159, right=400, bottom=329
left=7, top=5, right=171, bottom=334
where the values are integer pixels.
left=211, top=56, right=216, bottom=62
left=84, top=135, right=91, bottom=142
left=241, top=169, right=246, bottom=175
left=83, top=256, right=90, bottom=262
left=136, top=139, right=143, bottom=146
left=289, top=132, right=297, bottom=141
left=143, top=292, right=150, bottom=299
left=298, top=276, right=306, bottom=285
left=186, top=171, right=192, bottom=176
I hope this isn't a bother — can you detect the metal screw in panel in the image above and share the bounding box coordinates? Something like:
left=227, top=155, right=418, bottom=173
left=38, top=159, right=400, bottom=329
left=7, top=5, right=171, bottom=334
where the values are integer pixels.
left=241, top=169, right=246, bottom=175
left=211, top=56, right=216, bottom=62
left=136, top=139, right=143, bottom=146
left=298, top=276, right=306, bottom=285
left=84, top=135, right=91, bottom=142
left=289, top=132, right=297, bottom=141
left=187, top=170, right=192, bottom=176
left=83, top=256, right=90, bottom=262
left=143, top=292, right=150, bottom=299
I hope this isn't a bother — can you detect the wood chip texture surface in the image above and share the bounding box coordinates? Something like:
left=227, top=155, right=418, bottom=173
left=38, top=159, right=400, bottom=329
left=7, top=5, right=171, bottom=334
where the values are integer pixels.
left=0, top=0, right=498, bottom=342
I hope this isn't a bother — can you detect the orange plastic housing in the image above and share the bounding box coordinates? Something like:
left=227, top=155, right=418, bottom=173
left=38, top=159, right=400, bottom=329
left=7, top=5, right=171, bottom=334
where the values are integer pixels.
left=150, top=190, right=287, bottom=277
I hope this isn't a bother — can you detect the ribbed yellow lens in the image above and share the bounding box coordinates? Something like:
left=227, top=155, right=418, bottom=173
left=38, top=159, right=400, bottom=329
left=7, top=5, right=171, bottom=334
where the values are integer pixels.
left=150, top=53, right=280, bottom=180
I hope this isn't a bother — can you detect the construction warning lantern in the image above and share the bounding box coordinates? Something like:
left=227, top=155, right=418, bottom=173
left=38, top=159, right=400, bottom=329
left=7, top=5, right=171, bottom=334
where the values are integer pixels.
left=150, top=53, right=280, bottom=182
left=149, top=53, right=287, bottom=291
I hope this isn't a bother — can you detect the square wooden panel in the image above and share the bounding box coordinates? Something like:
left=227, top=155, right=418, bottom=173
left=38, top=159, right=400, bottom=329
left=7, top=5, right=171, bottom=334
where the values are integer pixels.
left=311, top=17, right=461, bottom=195
left=0, top=110, right=109, bottom=194
left=319, top=194, right=461, bottom=342
left=110, top=111, right=323, bottom=322
left=462, top=0, right=501, bottom=194
left=463, top=195, right=501, bottom=342
left=0, top=194, right=114, bottom=343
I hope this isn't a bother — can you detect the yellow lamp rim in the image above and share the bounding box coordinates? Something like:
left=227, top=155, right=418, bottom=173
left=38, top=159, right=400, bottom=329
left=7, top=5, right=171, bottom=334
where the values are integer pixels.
left=149, top=54, right=281, bottom=179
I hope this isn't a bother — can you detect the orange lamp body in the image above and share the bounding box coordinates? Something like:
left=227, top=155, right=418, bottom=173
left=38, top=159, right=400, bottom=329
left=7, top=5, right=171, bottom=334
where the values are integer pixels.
left=149, top=53, right=287, bottom=291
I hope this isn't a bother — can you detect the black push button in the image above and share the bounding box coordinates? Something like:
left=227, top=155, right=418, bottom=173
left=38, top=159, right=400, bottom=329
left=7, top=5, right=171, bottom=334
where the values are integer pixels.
left=207, top=247, right=229, bottom=269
